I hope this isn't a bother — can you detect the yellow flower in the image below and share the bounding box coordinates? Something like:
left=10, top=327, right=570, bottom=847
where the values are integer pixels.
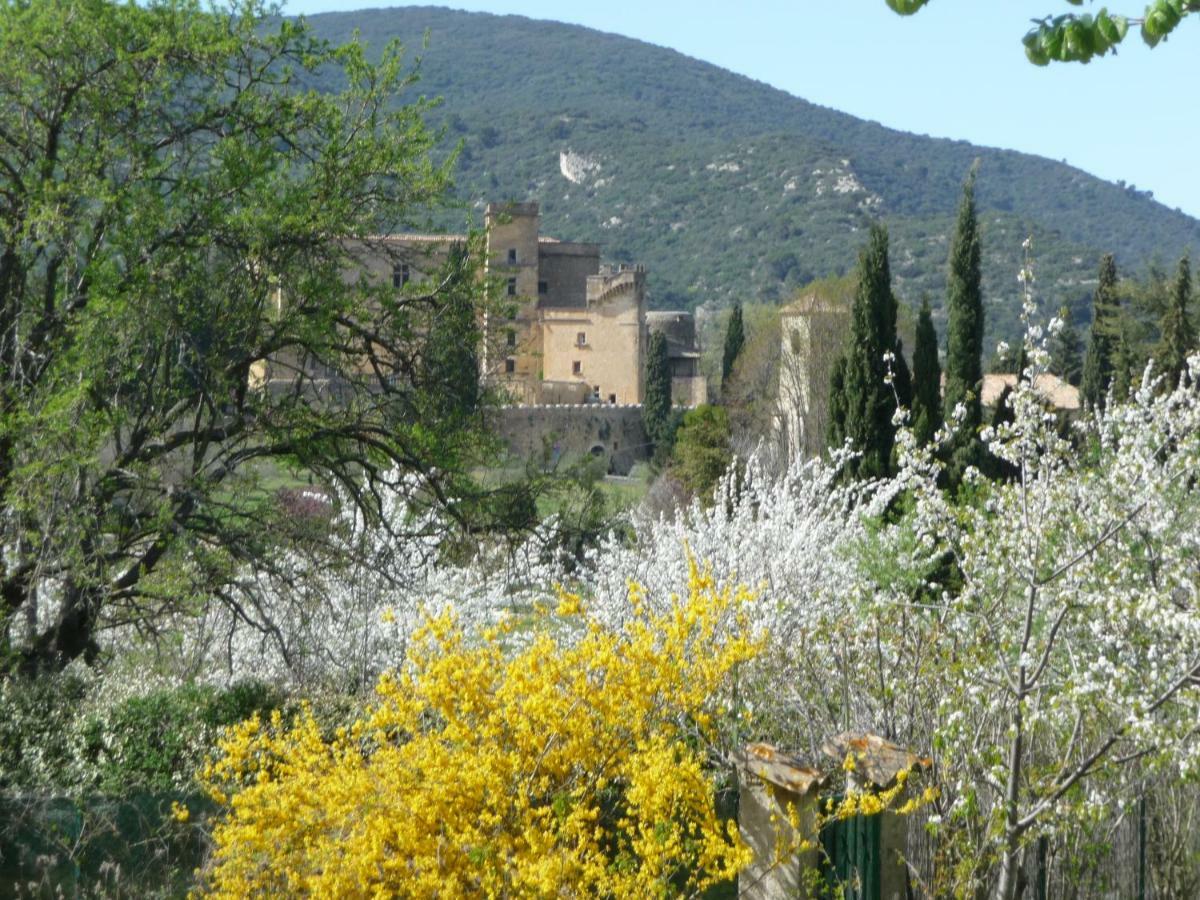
left=196, top=572, right=760, bottom=898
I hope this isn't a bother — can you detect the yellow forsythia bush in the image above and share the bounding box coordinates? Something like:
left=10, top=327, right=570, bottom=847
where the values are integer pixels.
left=198, top=564, right=760, bottom=897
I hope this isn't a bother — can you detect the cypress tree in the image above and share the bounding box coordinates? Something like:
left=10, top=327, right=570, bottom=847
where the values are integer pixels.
left=1080, top=254, right=1121, bottom=408
left=643, top=330, right=672, bottom=448
left=1158, top=254, right=1195, bottom=390
left=911, top=296, right=942, bottom=446
left=721, top=302, right=745, bottom=385
left=1111, top=315, right=1136, bottom=402
left=892, top=337, right=913, bottom=414
left=1048, top=304, right=1084, bottom=386
left=834, top=222, right=899, bottom=479
left=421, top=244, right=480, bottom=422
left=828, top=354, right=848, bottom=450
left=943, top=168, right=985, bottom=482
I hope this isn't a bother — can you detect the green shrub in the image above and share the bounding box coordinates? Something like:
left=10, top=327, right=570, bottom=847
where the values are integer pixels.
left=0, top=676, right=282, bottom=795
left=81, top=681, right=283, bottom=794
left=0, top=673, right=91, bottom=792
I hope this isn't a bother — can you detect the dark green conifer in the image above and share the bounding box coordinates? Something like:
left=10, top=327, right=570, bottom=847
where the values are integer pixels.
left=1080, top=254, right=1121, bottom=408
left=421, top=244, right=480, bottom=422
left=1111, top=316, right=1136, bottom=402
left=832, top=222, right=899, bottom=479
left=892, top=337, right=913, bottom=414
left=943, top=168, right=985, bottom=482
left=1048, top=304, right=1084, bottom=386
left=643, top=330, right=672, bottom=449
left=721, top=302, right=745, bottom=386
left=828, top=354, right=848, bottom=450
left=1158, top=254, right=1195, bottom=390
left=911, top=296, right=942, bottom=446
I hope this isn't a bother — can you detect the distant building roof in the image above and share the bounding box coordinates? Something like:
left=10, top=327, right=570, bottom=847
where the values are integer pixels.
left=781, top=291, right=850, bottom=316
left=983, top=373, right=1080, bottom=411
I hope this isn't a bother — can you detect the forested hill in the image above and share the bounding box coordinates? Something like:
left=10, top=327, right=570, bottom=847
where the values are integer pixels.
left=304, top=6, right=1200, bottom=344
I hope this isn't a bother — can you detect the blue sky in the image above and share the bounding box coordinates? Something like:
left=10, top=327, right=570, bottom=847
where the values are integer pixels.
left=283, top=1, right=1200, bottom=218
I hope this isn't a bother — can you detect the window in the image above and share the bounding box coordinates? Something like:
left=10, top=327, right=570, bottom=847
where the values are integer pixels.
left=504, top=358, right=515, bottom=374
left=572, top=360, right=582, bottom=375
left=506, top=331, right=517, bottom=349
left=392, top=263, right=409, bottom=288
left=592, top=386, right=601, bottom=401
left=538, top=280, right=548, bottom=295
left=507, top=278, right=517, bottom=297
left=507, top=248, right=517, bottom=264
left=576, top=331, right=587, bottom=347
left=608, top=394, right=617, bottom=404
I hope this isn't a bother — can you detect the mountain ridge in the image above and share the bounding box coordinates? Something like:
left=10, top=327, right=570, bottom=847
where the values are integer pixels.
left=303, top=5, right=1200, bottom=343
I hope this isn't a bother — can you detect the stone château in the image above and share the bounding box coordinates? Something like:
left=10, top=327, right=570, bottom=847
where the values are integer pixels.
left=377, top=201, right=706, bottom=407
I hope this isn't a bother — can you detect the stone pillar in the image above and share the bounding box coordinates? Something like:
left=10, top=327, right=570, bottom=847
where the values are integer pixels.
left=736, top=743, right=827, bottom=900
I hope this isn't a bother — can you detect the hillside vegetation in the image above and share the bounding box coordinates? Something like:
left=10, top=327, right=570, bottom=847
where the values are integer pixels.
left=302, top=6, right=1200, bottom=345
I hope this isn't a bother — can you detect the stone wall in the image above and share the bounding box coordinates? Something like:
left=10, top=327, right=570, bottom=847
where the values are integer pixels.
left=491, top=405, right=649, bottom=475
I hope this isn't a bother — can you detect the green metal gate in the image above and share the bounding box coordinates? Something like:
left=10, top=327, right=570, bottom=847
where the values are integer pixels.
left=819, top=809, right=881, bottom=900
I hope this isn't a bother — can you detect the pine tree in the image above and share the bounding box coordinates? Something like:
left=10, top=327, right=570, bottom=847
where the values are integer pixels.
left=1048, top=304, right=1084, bottom=386
left=943, top=168, right=985, bottom=483
left=1080, top=254, right=1121, bottom=408
left=1158, top=254, right=1195, bottom=390
left=832, top=222, right=899, bottom=479
left=721, top=302, right=745, bottom=386
left=643, top=330, right=672, bottom=449
left=911, top=296, right=942, bottom=446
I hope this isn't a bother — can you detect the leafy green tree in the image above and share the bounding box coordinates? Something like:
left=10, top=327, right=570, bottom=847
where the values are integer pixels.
left=1048, top=304, right=1084, bottom=386
left=943, top=170, right=985, bottom=483
left=885, top=0, right=1197, bottom=64
left=1081, top=254, right=1122, bottom=408
left=0, top=0, right=487, bottom=672
left=670, top=405, right=733, bottom=503
left=831, top=223, right=899, bottom=479
left=643, top=330, right=672, bottom=452
left=721, top=302, right=745, bottom=387
left=911, top=296, right=942, bottom=446
left=1158, top=254, right=1196, bottom=389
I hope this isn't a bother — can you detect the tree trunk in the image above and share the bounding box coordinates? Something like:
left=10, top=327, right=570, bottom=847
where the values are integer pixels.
left=21, top=580, right=101, bottom=674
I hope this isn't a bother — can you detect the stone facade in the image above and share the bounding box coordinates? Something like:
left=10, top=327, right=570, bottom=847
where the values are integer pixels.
left=542, top=265, right=646, bottom=405
left=647, top=311, right=708, bottom=407
left=364, top=200, right=703, bottom=408
left=777, top=292, right=851, bottom=462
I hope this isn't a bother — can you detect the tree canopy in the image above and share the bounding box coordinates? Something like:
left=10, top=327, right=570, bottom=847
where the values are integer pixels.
left=0, top=0, right=489, bottom=672
left=885, top=0, right=1199, bottom=63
